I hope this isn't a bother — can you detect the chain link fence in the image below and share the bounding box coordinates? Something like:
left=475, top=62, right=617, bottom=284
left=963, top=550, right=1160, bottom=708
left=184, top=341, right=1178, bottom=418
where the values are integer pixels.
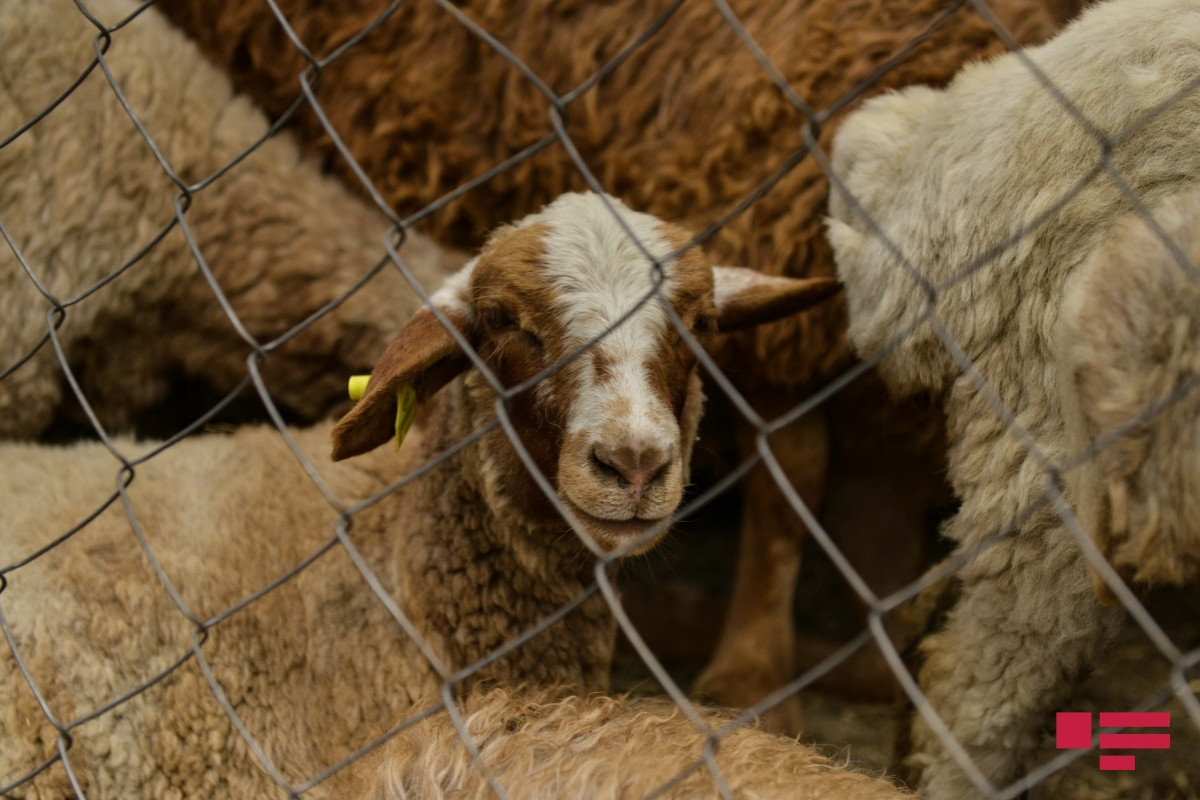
left=2, top=0, right=1198, bottom=797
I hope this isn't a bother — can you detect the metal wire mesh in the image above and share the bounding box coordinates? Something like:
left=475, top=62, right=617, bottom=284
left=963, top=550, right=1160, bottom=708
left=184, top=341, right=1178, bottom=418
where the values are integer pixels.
left=1, top=0, right=1198, bottom=798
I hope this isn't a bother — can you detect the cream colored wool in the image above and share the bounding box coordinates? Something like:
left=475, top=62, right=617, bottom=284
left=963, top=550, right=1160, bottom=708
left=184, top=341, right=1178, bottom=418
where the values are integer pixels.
left=2, top=423, right=415, bottom=799
left=334, top=687, right=912, bottom=800
left=0, top=0, right=463, bottom=440
left=827, top=0, right=1200, bottom=797
left=1058, top=189, right=1200, bottom=590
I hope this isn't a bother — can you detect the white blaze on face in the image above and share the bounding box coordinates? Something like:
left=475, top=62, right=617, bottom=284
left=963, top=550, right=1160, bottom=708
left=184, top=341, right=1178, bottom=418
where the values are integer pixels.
left=527, top=193, right=685, bottom=524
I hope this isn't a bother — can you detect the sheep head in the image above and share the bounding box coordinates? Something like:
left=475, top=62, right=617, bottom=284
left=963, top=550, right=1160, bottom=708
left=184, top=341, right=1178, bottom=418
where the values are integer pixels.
left=1058, top=189, right=1200, bottom=598
left=332, top=192, right=839, bottom=554
left=826, top=85, right=949, bottom=397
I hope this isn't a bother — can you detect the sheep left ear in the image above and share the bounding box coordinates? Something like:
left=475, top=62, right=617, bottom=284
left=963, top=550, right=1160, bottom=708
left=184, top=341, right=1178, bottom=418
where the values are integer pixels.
left=713, top=267, right=842, bottom=331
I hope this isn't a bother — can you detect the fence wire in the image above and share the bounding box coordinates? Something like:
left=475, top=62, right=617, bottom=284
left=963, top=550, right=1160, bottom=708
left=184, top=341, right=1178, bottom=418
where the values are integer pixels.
left=1, top=0, right=1198, bottom=798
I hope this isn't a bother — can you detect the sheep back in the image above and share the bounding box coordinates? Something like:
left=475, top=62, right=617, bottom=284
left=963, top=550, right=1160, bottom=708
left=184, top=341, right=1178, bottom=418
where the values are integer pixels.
left=0, top=424, right=432, bottom=798
left=154, top=0, right=1059, bottom=390
left=333, top=686, right=912, bottom=800
left=0, top=0, right=461, bottom=439
left=829, top=0, right=1200, bottom=402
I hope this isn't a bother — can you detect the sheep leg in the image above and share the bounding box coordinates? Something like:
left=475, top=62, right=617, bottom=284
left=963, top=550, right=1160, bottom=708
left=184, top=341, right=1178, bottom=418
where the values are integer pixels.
left=911, top=517, right=1124, bottom=800
left=693, top=408, right=828, bottom=735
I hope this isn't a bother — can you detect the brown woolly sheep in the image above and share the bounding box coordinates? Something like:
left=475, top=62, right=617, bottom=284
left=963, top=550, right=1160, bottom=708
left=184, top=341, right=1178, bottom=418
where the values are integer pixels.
left=0, top=0, right=462, bottom=442
left=1058, top=189, right=1200, bottom=594
left=334, top=687, right=912, bottom=800
left=155, top=0, right=1064, bottom=731
left=0, top=191, right=838, bottom=798
left=1047, top=0, right=1093, bottom=23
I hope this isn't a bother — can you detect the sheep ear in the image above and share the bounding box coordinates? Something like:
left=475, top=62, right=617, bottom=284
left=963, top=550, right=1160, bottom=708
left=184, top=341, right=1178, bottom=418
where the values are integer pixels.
left=712, top=267, right=841, bottom=331
left=330, top=305, right=474, bottom=461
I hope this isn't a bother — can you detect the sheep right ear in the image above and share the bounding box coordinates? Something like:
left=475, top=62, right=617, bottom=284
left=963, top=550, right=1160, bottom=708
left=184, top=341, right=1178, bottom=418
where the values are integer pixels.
left=331, top=305, right=474, bottom=461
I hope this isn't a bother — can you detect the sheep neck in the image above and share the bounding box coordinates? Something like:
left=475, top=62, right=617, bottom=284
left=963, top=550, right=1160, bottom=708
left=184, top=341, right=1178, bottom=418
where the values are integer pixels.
left=371, top=381, right=619, bottom=694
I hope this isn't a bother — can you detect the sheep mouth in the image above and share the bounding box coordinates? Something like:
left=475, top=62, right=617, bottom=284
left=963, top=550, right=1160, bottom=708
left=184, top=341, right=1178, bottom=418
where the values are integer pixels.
left=561, top=499, right=674, bottom=555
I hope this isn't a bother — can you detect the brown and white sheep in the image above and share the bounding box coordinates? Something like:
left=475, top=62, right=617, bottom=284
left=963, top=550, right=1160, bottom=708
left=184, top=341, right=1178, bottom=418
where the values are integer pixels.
left=154, top=0, right=1065, bottom=731
left=0, top=0, right=462, bottom=441
left=1, top=192, right=838, bottom=798
left=827, top=0, right=1200, bottom=796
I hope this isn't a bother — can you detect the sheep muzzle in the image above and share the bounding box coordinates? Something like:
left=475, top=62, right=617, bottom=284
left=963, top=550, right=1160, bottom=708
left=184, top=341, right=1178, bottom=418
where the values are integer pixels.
left=557, top=421, right=686, bottom=554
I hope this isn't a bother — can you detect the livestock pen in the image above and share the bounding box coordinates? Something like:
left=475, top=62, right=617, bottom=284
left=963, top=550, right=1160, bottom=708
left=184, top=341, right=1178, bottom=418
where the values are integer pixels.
left=2, top=0, right=1198, bottom=798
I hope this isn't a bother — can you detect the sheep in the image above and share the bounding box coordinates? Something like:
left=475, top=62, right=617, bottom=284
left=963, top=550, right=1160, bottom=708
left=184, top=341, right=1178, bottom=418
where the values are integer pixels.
left=331, top=686, right=913, bottom=800
left=1058, top=188, right=1200, bottom=595
left=154, top=0, right=1066, bottom=732
left=0, top=190, right=840, bottom=798
left=0, top=0, right=463, bottom=442
left=825, top=0, right=1200, bottom=796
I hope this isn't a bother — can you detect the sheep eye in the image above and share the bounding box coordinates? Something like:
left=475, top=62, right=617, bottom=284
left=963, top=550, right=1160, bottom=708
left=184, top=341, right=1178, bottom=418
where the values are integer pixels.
left=522, top=330, right=544, bottom=352
left=482, top=307, right=516, bottom=331
left=481, top=307, right=543, bottom=352
left=692, top=315, right=716, bottom=334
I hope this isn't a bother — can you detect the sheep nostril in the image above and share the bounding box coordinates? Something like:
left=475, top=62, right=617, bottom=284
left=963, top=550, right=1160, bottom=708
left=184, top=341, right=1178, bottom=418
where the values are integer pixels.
left=592, top=445, right=671, bottom=497
left=644, top=462, right=666, bottom=488
left=591, top=451, right=629, bottom=488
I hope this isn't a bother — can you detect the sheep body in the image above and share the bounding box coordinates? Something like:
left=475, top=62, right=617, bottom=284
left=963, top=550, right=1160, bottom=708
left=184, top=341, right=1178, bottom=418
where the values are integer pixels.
left=1058, top=188, right=1200, bottom=590
left=827, top=0, right=1200, bottom=796
left=0, top=0, right=461, bottom=440
left=334, top=687, right=911, bottom=800
left=1, top=423, right=424, bottom=798
left=154, top=0, right=1060, bottom=389
left=2, top=191, right=840, bottom=797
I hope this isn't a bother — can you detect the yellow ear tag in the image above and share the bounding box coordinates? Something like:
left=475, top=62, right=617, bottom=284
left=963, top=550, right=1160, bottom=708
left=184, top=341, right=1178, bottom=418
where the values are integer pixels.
left=348, top=375, right=418, bottom=450
left=347, top=375, right=371, bottom=401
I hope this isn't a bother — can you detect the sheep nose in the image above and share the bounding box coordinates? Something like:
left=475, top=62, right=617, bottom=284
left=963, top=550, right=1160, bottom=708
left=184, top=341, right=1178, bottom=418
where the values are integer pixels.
left=592, top=442, right=671, bottom=500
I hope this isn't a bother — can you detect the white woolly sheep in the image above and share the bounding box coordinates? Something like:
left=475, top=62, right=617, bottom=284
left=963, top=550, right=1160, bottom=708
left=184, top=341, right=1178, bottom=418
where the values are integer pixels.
left=826, top=0, right=1200, bottom=796
left=1, top=191, right=838, bottom=798
left=333, top=686, right=912, bottom=800
left=0, top=0, right=463, bottom=441
left=155, top=0, right=1068, bottom=732
left=1058, top=188, right=1200, bottom=594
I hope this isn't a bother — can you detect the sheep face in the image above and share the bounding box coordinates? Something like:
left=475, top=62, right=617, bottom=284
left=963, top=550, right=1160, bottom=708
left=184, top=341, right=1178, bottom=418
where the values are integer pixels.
left=332, top=192, right=840, bottom=555
left=465, top=205, right=711, bottom=554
